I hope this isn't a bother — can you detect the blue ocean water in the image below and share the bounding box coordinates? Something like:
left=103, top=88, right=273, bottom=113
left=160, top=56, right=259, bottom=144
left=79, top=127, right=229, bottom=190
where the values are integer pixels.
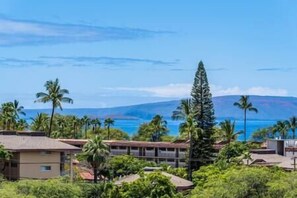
left=113, top=119, right=276, bottom=141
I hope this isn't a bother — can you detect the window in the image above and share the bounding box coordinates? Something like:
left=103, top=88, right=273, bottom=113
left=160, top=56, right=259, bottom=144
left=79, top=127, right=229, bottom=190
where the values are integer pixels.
left=119, top=146, right=127, bottom=150
left=180, top=148, right=187, bottom=152
left=111, top=146, right=117, bottom=150
left=40, top=166, right=51, bottom=172
left=131, top=147, right=138, bottom=150
left=146, top=147, right=154, bottom=151
left=159, top=148, right=166, bottom=151
left=167, top=148, right=175, bottom=152
left=167, top=159, right=175, bottom=162
left=11, top=162, right=18, bottom=168
left=40, top=151, right=52, bottom=155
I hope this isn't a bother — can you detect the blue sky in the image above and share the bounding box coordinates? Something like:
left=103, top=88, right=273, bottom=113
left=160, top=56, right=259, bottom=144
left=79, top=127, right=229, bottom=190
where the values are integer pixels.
left=0, top=0, right=296, bottom=108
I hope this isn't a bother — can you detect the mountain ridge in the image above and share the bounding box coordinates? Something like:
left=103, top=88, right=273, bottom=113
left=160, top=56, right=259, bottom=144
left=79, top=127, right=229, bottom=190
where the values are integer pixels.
left=24, top=95, right=297, bottom=121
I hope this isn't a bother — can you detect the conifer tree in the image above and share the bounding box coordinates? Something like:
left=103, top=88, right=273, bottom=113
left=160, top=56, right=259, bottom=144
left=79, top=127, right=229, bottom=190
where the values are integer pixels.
left=188, top=61, right=215, bottom=180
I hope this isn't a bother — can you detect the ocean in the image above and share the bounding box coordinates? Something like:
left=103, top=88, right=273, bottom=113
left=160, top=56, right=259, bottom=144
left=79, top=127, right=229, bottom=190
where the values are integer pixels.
left=112, top=119, right=277, bottom=141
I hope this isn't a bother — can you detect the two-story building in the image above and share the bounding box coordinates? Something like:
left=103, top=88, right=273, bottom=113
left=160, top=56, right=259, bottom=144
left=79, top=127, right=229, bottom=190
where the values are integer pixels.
left=0, top=131, right=80, bottom=180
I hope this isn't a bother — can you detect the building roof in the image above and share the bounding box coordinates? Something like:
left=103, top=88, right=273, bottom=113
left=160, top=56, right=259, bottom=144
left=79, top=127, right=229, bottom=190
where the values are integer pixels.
left=248, top=153, right=295, bottom=170
left=59, top=139, right=189, bottom=149
left=114, top=171, right=193, bottom=191
left=0, top=135, right=81, bottom=152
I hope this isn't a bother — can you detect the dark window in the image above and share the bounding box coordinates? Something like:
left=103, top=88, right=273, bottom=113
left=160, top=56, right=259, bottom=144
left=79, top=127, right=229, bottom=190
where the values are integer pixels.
left=159, top=148, right=166, bottom=151
left=40, top=166, right=51, bottom=171
left=119, top=146, right=127, bottom=150
left=111, top=146, right=117, bottom=149
left=180, top=148, right=187, bottom=152
left=131, top=147, right=138, bottom=150
left=167, top=148, right=175, bottom=152
left=167, top=159, right=175, bottom=162
left=146, top=147, right=154, bottom=151
left=11, top=162, right=18, bottom=168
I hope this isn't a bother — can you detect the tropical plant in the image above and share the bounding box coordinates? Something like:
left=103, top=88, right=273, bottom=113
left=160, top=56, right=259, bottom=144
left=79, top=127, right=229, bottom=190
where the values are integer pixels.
left=150, top=115, right=168, bottom=142
left=172, top=98, right=196, bottom=139
left=35, top=78, right=73, bottom=137
left=219, top=120, right=242, bottom=144
left=120, top=172, right=180, bottom=198
left=81, top=115, right=91, bottom=139
left=104, top=118, right=115, bottom=140
left=0, top=100, right=26, bottom=130
left=274, top=120, right=289, bottom=139
left=15, top=119, right=28, bottom=131
left=81, top=135, right=109, bottom=183
left=234, top=95, right=258, bottom=142
left=30, top=113, right=50, bottom=132
left=91, top=118, right=101, bottom=133
left=285, top=116, right=297, bottom=139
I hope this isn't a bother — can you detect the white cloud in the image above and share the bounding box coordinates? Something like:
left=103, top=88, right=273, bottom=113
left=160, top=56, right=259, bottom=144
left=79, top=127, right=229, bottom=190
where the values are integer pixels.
left=110, top=84, right=192, bottom=98
left=107, top=84, right=289, bottom=98
left=211, top=85, right=288, bottom=97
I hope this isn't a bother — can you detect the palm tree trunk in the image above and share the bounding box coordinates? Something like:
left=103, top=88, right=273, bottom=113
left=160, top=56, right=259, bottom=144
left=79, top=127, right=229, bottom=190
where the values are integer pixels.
left=188, top=132, right=193, bottom=181
left=244, top=109, right=247, bottom=142
left=48, top=104, right=55, bottom=137
left=94, top=166, right=98, bottom=183
left=107, top=126, right=110, bottom=140
left=293, top=129, right=295, bottom=155
left=85, top=125, right=87, bottom=139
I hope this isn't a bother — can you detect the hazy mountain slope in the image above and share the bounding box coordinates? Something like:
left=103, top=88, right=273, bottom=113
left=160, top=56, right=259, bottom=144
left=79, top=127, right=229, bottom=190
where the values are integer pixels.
left=24, top=95, right=297, bottom=120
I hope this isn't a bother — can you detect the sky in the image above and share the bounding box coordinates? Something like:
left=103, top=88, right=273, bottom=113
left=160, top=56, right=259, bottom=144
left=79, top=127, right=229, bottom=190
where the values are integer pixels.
left=0, top=0, right=296, bottom=108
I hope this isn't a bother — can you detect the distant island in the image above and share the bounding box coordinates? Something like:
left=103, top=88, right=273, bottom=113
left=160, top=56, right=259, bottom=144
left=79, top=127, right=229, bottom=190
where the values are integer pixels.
left=24, top=95, right=297, bottom=121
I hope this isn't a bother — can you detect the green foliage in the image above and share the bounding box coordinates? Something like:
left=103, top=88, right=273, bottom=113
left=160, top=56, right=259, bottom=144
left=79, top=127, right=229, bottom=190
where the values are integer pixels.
left=190, top=61, right=216, bottom=171
left=0, top=144, right=12, bottom=160
left=108, top=155, right=156, bottom=177
left=216, top=142, right=249, bottom=164
left=251, top=128, right=271, bottom=142
left=80, top=135, right=109, bottom=183
left=120, top=172, right=181, bottom=198
left=161, top=164, right=188, bottom=179
left=35, top=78, right=73, bottom=136
left=0, top=100, right=26, bottom=130
left=233, top=95, right=258, bottom=142
left=133, top=114, right=168, bottom=142
left=191, top=166, right=277, bottom=198
left=16, top=179, right=81, bottom=198
left=93, top=128, right=130, bottom=140
left=79, top=182, right=120, bottom=198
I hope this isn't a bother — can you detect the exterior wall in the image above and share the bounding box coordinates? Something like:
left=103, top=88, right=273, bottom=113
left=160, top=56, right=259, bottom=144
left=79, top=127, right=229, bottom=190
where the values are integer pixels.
left=19, top=151, right=61, bottom=179
left=267, top=140, right=278, bottom=152
left=109, top=145, right=187, bottom=167
left=0, top=153, right=20, bottom=180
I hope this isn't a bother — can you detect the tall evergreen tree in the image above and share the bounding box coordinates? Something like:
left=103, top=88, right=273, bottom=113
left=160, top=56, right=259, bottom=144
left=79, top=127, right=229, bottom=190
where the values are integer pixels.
left=189, top=61, right=215, bottom=179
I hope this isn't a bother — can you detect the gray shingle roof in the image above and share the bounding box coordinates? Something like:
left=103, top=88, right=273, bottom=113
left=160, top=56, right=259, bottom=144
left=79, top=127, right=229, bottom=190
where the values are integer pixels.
left=0, top=135, right=81, bottom=152
left=114, top=171, right=193, bottom=191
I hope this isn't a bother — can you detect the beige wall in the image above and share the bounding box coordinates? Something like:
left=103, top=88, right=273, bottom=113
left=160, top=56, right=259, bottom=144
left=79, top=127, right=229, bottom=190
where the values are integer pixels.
left=19, top=151, right=61, bottom=179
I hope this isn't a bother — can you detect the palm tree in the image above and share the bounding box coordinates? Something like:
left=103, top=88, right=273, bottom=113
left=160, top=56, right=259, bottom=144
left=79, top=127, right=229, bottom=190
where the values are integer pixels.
left=219, top=120, right=243, bottom=144
left=81, top=115, right=91, bottom=139
left=234, top=95, right=258, bottom=142
left=104, top=118, right=114, bottom=140
left=150, top=115, right=168, bottom=142
left=172, top=99, right=196, bottom=139
left=35, top=78, right=73, bottom=137
left=81, top=135, right=109, bottom=183
left=71, top=116, right=81, bottom=139
left=0, top=101, right=25, bottom=130
left=91, top=118, right=101, bottom=133
left=16, top=119, right=28, bottom=131
left=56, top=115, right=67, bottom=136
left=286, top=116, right=297, bottom=139
left=274, top=120, right=289, bottom=139
left=30, top=113, right=50, bottom=132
